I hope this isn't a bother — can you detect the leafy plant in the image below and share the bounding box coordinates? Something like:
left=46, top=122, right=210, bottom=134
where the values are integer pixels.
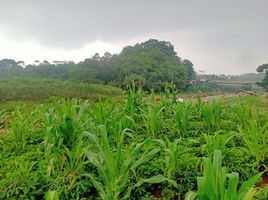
left=83, top=126, right=170, bottom=200
left=154, top=137, right=186, bottom=181
left=203, top=131, right=236, bottom=157
left=186, top=150, right=262, bottom=200
left=200, top=99, right=224, bottom=132
left=239, top=119, right=268, bottom=166
left=10, top=106, right=34, bottom=149
left=141, top=104, right=165, bottom=138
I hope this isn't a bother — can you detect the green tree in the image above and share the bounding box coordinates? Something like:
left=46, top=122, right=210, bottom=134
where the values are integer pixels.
left=256, top=63, right=268, bottom=91
left=113, top=39, right=192, bottom=91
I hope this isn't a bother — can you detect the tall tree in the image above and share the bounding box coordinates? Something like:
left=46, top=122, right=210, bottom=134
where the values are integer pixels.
left=113, top=39, right=192, bottom=91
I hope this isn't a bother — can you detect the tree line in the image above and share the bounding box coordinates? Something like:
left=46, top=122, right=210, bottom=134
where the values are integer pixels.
left=0, top=39, right=195, bottom=92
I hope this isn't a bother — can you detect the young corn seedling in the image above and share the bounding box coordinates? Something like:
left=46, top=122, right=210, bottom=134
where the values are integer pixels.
left=124, top=83, right=143, bottom=117
left=39, top=98, right=89, bottom=149
left=238, top=119, right=268, bottom=166
left=10, top=106, right=34, bottom=149
left=230, top=100, right=254, bottom=128
left=203, top=131, right=236, bottom=157
left=186, top=150, right=262, bottom=200
left=83, top=126, right=169, bottom=200
left=173, top=101, right=195, bottom=137
left=201, top=99, right=224, bottom=132
left=154, top=137, right=187, bottom=181
left=140, top=104, right=165, bottom=138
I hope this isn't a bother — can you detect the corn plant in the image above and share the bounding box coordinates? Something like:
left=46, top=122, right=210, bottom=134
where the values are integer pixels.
left=154, top=137, right=187, bottom=181
left=230, top=100, right=254, bottom=128
left=91, top=100, right=116, bottom=127
left=201, top=99, right=224, bottom=132
left=44, top=139, right=90, bottom=199
left=186, top=150, right=262, bottom=200
left=39, top=99, right=89, bottom=149
left=83, top=126, right=169, bottom=200
left=124, top=84, right=143, bottom=117
left=203, top=132, right=236, bottom=157
left=173, top=101, right=196, bottom=137
left=1, top=93, right=268, bottom=199
left=37, top=99, right=92, bottom=198
left=61, top=140, right=87, bottom=191
left=10, top=106, right=34, bottom=149
left=0, top=155, right=41, bottom=199
left=160, top=82, right=176, bottom=108
left=140, top=104, right=165, bottom=138
left=238, top=119, right=268, bottom=166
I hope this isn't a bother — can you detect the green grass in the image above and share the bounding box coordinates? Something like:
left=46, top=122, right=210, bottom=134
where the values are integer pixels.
left=0, top=77, right=123, bottom=102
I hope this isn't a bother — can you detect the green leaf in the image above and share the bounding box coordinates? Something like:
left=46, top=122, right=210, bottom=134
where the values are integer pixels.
left=238, top=173, right=262, bottom=200
left=185, top=191, right=197, bottom=200
left=46, top=190, right=59, bottom=200
left=135, top=174, right=177, bottom=188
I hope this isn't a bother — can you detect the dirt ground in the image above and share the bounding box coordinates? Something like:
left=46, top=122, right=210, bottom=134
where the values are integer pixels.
left=188, top=92, right=267, bottom=102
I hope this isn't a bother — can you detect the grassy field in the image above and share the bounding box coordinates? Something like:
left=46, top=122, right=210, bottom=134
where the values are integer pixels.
left=0, top=88, right=268, bottom=199
left=0, top=77, right=123, bottom=102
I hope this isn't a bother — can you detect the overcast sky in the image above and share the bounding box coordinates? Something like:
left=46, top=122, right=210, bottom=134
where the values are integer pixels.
left=0, top=0, right=267, bottom=74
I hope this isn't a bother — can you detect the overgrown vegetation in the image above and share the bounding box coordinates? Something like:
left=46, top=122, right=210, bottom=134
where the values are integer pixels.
left=0, top=87, right=268, bottom=199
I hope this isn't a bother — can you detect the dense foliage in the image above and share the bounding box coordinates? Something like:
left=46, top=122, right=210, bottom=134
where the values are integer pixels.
left=0, top=88, right=268, bottom=199
left=256, top=64, right=268, bottom=91
left=0, top=39, right=195, bottom=92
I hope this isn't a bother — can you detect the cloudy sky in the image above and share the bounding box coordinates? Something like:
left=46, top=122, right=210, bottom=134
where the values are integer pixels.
left=0, top=0, right=267, bottom=74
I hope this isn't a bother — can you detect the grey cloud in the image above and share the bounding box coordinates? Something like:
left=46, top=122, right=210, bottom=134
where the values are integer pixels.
left=0, top=0, right=267, bottom=74
left=1, top=0, right=267, bottom=47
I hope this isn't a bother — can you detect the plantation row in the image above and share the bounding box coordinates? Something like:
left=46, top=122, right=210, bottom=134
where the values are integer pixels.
left=0, top=89, right=268, bottom=199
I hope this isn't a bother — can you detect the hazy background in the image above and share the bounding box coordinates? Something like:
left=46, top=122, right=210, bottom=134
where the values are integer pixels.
left=0, top=0, right=267, bottom=74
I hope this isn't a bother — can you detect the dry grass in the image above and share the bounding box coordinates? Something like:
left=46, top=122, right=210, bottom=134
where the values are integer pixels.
left=0, top=128, right=11, bottom=138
